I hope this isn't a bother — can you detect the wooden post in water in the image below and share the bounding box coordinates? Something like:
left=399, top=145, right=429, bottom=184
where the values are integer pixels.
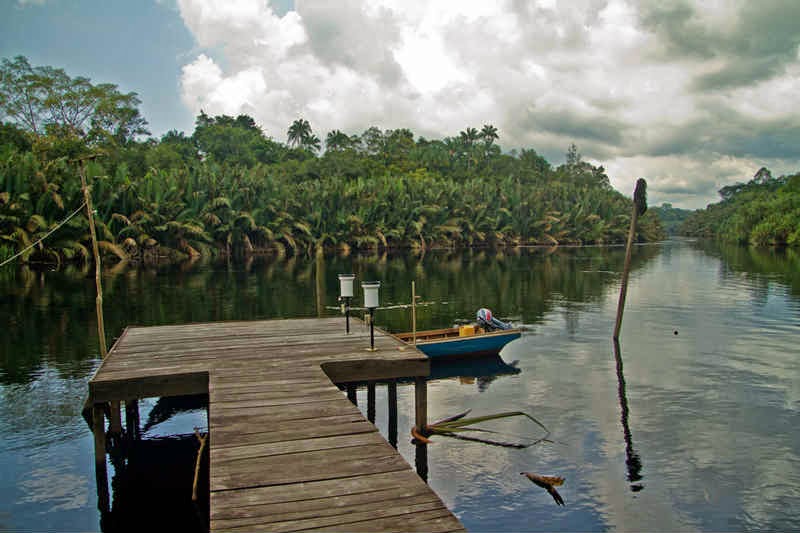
left=387, top=381, right=398, bottom=448
left=414, top=376, right=427, bottom=432
left=411, top=281, right=417, bottom=345
left=92, top=405, right=109, bottom=514
left=414, top=376, right=428, bottom=480
left=79, top=158, right=122, bottom=435
left=613, top=178, right=648, bottom=340
left=367, top=382, right=376, bottom=423
left=125, top=399, right=140, bottom=440
left=79, top=158, right=108, bottom=358
left=346, top=383, right=357, bottom=405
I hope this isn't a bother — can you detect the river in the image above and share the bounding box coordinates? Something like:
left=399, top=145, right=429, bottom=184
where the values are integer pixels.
left=1, top=239, right=798, bottom=531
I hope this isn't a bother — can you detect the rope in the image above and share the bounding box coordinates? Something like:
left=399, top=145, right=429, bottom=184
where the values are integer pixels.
left=0, top=200, right=88, bottom=267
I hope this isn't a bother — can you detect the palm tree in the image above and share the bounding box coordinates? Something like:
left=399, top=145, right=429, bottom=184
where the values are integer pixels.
left=325, top=130, right=350, bottom=151
left=287, top=118, right=312, bottom=148
left=480, top=124, right=498, bottom=146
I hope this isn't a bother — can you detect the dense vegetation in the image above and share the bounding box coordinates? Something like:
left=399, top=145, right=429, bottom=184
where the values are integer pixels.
left=681, top=167, right=800, bottom=246
left=1, top=56, right=663, bottom=266
left=650, top=203, right=693, bottom=235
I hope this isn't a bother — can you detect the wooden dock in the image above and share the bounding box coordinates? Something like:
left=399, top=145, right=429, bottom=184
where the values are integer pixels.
left=88, top=317, right=466, bottom=532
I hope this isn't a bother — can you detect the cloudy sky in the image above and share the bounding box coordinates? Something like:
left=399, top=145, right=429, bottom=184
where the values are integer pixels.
left=2, top=0, right=800, bottom=208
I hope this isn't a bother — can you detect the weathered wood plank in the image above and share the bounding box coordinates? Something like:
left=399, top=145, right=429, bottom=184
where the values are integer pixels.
left=211, top=415, right=375, bottom=447
left=90, top=371, right=208, bottom=403
left=211, top=470, right=426, bottom=509
left=210, top=397, right=362, bottom=426
left=211, top=495, right=445, bottom=531
left=211, top=444, right=410, bottom=491
left=211, top=485, right=436, bottom=522
left=214, top=506, right=456, bottom=533
left=212, top=432, right=385, bottom=464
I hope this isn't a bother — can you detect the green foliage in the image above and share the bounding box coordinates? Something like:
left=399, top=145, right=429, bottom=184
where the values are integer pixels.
left=0, top=57, right=671, bottom=266
left=0, top=55, right=148, bottom=144
left=651, top=203, right=694, bottom=235
left=682, top=169, right=800, bottom=246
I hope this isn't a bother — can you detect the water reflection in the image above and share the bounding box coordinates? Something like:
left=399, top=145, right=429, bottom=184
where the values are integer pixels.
left=429, top=354, right=521, bottom=393
left=2, top=241, right=800, bottom=532
left=612, top=339, right=643, bottom=491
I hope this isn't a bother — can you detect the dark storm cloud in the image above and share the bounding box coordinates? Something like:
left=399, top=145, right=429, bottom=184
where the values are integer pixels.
left=644, top=103, right=800, bottom=161
left=640, top=0, right=800, bottom=91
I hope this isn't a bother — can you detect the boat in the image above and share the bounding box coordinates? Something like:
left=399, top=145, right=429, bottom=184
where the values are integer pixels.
left=393, top=308, right=521, bottom=358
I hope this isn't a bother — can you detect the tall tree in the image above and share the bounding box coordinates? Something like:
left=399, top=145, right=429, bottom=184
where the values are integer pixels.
left=325, top=129, right=351, bottom=151
left=0, top=55, right=148, bottom=143
left=287, top=118, right=312, bottom=148
left=480, top=124, right=498, bottom=146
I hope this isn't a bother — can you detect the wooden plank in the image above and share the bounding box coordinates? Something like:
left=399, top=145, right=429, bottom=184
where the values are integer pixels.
left=215, top=506, right=456, bottom=533
left=211, top=470, right=426, bottom=509
left=211, top=444, right=410, bottom=490
left=211, top=484, right=435, bottom=522
left=321, top=358, right=429, bottom=383
left=212, top=495, right=445, bottom=531
left=211, top=393, right=344, bottom=411
left=210, top=398, right=362, bottom=426
left=307, top=511, right=465, bottom=533
left=211, top=415, right=375, bottom=447
left=90, top=371, right=208, bottom=403
left=212, top=432, right=385, bottom=464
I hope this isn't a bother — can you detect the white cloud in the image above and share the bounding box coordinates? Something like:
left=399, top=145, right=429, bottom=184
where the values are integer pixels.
left=175, top=0, right=800, bottom=208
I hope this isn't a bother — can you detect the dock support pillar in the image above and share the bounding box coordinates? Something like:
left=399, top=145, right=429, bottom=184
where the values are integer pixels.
left=388, top=381, right=398, bottom=448
left=108, top=400, right=123, bottom=436
left=346, top=384, right=357, bottom=405
left=414, top=376, right=428, bottom=481
left=367, top=382, right=376, bottom=423
left=414, top=376, right=427, bottom=431
left=92, top=405, right=110, bottom=515
left=125, top=399, right=140, bottom=440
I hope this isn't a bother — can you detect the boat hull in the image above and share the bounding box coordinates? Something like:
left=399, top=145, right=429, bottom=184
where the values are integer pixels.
left=397, top=329, right=521, bottom=358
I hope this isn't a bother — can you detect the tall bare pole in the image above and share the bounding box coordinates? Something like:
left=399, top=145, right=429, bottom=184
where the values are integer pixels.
left=79, top=158, right=108, bottom=357
left=411, top=281, right=417, bottom=345
left=613, top=178, right=647, bottom=340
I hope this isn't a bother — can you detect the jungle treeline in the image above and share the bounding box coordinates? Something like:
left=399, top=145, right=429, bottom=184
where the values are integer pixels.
left=1, top=55, right=664, bottom=266
left=681, top=167, right=800, bottom=246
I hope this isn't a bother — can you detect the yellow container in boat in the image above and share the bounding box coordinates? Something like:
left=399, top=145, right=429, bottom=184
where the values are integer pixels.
left=459, top=325, right=475, bottom=337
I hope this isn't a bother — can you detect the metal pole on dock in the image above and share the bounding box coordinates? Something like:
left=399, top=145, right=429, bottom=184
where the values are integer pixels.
left=369, top=308, right=375, bottom=351
left=345, top=297, right=350, bottom=334
left=613, top=178, right=647, bottom=340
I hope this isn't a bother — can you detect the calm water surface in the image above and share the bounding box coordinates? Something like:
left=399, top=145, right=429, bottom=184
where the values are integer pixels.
left=1, top=240, right=798, bottom=531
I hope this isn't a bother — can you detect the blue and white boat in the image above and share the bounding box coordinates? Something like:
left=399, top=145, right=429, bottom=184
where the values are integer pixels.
left=393, top=308, right=521, bottom=358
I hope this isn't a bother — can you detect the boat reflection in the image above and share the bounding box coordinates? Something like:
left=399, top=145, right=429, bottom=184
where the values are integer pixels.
left=428, top=354, right=521, bottom=392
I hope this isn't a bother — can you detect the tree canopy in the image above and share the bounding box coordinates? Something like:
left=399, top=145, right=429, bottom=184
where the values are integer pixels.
left=681, top=169, right=800, bottom=246
left=0, top=56, right=668, bottom=267
left=0, top=55, right=148, bottom=145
